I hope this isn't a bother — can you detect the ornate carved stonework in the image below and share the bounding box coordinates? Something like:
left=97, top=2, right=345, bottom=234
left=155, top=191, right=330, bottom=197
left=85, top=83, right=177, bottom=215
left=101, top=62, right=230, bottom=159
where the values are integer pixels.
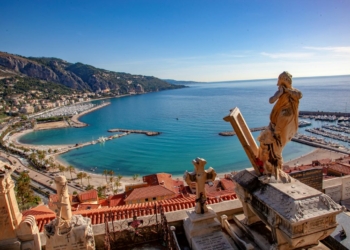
left=184, top=157, right=217, bottom=214
left=232, top=169, right=343, bottom=249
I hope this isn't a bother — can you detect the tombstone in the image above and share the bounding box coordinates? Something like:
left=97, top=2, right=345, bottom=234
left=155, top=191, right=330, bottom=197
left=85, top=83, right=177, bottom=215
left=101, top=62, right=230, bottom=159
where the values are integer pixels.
left=183, top=158, right=235, bottom=249
left=44, top=175, right=95, bottom=250
left=232, top=169, right=343, bottom=249
left=323, top=177, right=343, bottom=203
left=0, top=160, right=41, bottom=250
left=184, top=157, right=217, bottom=214
left=341, top=175, right=350, bottom=201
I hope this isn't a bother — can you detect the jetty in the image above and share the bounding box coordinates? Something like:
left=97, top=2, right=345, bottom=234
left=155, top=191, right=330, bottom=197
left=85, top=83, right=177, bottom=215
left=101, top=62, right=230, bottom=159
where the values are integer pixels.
left=219, top=126, right=266, bottom=136
left=299, top=111, right=350, bottom=118
left=108, top=128, right=161, bottom=136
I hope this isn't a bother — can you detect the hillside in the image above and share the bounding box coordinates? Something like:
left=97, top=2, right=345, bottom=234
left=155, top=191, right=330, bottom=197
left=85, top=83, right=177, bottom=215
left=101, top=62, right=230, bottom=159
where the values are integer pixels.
left=0, top=51, right=184, bottom=94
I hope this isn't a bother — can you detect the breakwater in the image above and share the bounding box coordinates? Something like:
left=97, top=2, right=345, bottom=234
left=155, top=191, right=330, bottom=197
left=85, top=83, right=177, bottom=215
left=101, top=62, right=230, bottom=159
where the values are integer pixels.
left=291, top=137, right=349, bottom=154
left=299, top=111, right=350, bottom=117
left=108, top=128, right=161, bottom=136
left=219, top=126, right=267, bottom=136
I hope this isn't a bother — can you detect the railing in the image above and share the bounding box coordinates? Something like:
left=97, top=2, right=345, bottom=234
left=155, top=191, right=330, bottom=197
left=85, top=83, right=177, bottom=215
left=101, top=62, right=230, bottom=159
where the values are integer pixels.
left=104, top=204, right=178, bottom=249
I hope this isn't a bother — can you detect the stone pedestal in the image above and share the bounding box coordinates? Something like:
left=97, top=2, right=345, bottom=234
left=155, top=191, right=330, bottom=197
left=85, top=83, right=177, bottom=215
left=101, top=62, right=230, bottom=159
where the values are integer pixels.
left=45, top=215, right=95, bottom=250
left=183, top=207, right=234, bottom=250
left=232, top=169, right=344, bottom=250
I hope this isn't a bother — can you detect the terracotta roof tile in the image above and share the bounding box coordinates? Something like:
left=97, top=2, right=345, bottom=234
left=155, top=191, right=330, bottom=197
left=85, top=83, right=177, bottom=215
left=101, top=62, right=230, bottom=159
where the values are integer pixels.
left=328, top=163, right=350, bottom=175
left=124, top=185, right=175, bottom=202
left=22, top=205, right=55, bottom=217
left=78, top=190, right=98, bottom=202
left=220, top=178, right=235, bottom=191
left=77, top=204, right=101, bottom=211
left=33, top=192, right=238, bottom=232
left=109, top=194, right=125, bottom=207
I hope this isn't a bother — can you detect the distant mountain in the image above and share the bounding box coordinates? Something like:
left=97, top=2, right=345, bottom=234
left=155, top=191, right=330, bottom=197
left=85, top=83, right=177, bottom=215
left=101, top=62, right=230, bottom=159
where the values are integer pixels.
left=163, top=79, right=202, bottom=85
left=0, top=51, right=184, bottom=94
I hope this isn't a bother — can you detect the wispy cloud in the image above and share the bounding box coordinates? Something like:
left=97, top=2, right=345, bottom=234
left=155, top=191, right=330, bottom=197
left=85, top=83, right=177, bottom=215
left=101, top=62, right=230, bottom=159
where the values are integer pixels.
left=304, top=46, right=350, bottom=53
left=260, top=52, right=313, bottom=59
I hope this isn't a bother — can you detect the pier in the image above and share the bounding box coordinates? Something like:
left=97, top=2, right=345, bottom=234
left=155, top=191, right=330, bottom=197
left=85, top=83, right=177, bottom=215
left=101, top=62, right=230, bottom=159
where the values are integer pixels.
left=291, top=137, right=349, bottom=154
left=108, top=128, right=161, bottom=136
left=299, top=111, right=350, bottom=118
left=219, top=126, right=266, bottom=136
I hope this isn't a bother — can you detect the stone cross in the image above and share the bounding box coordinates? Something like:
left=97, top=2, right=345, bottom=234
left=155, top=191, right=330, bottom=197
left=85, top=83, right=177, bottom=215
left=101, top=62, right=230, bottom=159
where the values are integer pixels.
left=184, top=157, right=217, bottom=214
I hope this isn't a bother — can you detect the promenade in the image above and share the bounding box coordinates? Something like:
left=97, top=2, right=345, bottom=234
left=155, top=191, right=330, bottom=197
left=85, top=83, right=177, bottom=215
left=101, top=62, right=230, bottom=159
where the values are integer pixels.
left=0, top=151, right=84, bottom=195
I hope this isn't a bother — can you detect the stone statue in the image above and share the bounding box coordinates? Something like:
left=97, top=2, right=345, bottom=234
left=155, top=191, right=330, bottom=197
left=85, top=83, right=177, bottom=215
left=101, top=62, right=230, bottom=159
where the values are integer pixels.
left=184, top=157, right=217, bottom=214
left=257, top=71, right=302, bottom=179
left=45, top=175, right=95, bottom=250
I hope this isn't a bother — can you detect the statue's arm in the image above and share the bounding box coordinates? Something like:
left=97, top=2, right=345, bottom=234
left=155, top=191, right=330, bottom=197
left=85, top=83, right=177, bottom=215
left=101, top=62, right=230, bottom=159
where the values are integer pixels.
left=269, top=87, right=284, bottom=104
left=285, top=88, right=302, bottom=100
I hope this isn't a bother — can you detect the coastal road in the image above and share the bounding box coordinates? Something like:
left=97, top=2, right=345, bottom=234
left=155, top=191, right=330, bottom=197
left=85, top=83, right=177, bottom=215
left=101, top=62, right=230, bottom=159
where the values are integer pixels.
left=0, top=151, right=85, bottom=195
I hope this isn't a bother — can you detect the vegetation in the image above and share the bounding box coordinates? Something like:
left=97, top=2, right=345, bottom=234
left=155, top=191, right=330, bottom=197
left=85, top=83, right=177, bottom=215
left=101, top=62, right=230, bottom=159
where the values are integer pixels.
left=15, top=172, right=41, bottom=211
left=0, top=76, right=78, bottom=100
left=36, top=116, right=65, bottom=123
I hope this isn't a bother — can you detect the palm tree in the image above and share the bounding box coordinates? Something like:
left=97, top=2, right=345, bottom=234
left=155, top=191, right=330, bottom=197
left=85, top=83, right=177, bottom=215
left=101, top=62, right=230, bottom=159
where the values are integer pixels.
left=115, top=174, right=123, bottom=194
left=58, top=165, right=66, bottom=176
left=76, top=172, right=85, bottom=186
left=103, top=169, right=108, bottom=184
left=132, top=174, right=139, bottom=181
left=109, top=176, right=115, bottom=191
left=108, top=170, right=115, bottom=181
left=67, top=165, right=76, bottom=180
left=86, top=175, right=91, bottom=186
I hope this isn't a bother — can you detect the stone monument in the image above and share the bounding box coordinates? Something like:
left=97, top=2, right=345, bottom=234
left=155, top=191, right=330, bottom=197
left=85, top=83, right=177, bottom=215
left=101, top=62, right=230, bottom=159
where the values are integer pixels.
left=184, top=157, right=217, bottom=214
left=45, top=175, right=95, bottom=250
left=0, top=160, right=41, bottom=250
left=223, top=72, right=344, bottom=249
left=183, top=158, right=234, bottom=249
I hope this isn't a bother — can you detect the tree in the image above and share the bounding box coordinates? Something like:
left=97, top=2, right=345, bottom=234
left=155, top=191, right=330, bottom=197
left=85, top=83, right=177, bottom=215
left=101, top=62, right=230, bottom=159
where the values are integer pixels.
left=103, top=169, right=108, bottom=184
left=108, top=170, right=115, bottom=182
left=67, top=165, right=75, bottom=180
left=15, top=172, right=41, bottom=210
left=77, top=172, right=87, bottom=186
left=97, top=186, right=106, bottom=198
left=58, top=165, right=66, bottom=176
left=132, top=174, right=139, bottom=181
left=114, top=174, right=123, bottom=194
left=86, top=175, right=91, bottom=185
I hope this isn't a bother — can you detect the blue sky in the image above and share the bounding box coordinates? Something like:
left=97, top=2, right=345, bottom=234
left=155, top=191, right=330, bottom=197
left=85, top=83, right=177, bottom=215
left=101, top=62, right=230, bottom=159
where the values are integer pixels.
left=1, top=0, right=350, bottom=81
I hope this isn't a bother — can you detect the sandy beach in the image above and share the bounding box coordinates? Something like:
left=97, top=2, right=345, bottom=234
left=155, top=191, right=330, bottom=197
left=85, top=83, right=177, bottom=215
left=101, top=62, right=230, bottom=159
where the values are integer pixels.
left=7, top=99, right=349, bottom=193
left=8, top=124, right=349, bottom=194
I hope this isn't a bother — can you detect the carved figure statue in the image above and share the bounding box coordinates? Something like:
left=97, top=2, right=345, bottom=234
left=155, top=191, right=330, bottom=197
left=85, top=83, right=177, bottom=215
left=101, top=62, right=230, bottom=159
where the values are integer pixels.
left=183, top=157, right=217, bottom=214
left=257, top=72, right=302, bottom=179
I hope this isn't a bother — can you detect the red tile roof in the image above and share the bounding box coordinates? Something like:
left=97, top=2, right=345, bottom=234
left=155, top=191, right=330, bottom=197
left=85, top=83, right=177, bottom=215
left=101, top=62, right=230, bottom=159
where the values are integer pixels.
left=32, top=193, right=237, bottom=232
left=143, top=173, right=184, bottom=194
left=109, top=194, right=125, bottom=207
left=22, top=205, right=55, bottom=217
left=328, top=163, right=350, bottom=175
left=78, top=190, right=98, bottom=203
left=124, top=185, right=175, bottom=202
left=220, top=178, right=235, bottom=191
left=77, top=204, right=101, bottom=211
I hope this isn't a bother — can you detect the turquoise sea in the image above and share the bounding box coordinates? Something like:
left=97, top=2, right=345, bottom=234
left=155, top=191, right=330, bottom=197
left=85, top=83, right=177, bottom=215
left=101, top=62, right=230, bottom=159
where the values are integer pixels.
left=19, top=75, right=350, bottom=176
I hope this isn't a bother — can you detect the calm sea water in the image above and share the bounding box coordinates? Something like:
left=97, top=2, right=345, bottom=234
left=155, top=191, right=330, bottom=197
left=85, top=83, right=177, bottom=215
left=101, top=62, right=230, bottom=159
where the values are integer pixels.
left=19, top=75, right=350, bottom=176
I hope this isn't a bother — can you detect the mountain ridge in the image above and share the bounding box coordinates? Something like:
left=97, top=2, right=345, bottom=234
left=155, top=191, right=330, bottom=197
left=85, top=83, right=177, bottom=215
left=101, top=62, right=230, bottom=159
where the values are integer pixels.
left=0, top=51, right=184, bottom=94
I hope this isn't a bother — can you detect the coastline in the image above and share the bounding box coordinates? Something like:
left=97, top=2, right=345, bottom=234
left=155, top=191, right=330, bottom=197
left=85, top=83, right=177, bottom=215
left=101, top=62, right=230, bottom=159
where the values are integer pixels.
left=8, top=95, right=349, bottom=193
left=9, top=125, right=349, bottom=193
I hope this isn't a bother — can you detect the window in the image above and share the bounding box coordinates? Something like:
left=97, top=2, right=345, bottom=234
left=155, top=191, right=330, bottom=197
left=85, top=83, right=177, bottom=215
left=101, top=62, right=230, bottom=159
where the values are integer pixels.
left=153, top=197, right=156, bottom=201
left=145, top=198, right=148, bottom=202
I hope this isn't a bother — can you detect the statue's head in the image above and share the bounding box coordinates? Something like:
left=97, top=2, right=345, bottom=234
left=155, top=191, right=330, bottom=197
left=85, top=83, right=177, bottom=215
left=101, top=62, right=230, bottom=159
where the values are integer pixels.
left=278, top=71, right=292, bottom=89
